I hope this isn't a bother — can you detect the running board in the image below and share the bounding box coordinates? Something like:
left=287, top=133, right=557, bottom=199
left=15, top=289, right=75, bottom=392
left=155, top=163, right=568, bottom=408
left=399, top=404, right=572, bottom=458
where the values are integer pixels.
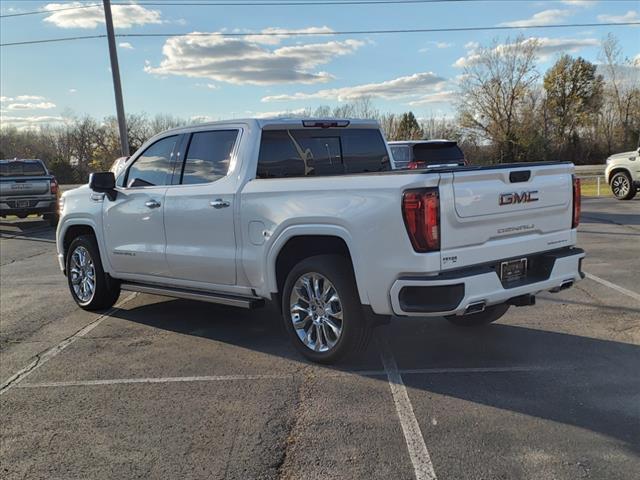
left=120, top=283, right=265, bottom=309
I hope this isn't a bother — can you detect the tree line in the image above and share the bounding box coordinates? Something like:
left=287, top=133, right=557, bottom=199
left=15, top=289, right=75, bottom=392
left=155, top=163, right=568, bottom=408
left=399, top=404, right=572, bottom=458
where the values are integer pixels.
left=1, top=34, right=637, bottom=183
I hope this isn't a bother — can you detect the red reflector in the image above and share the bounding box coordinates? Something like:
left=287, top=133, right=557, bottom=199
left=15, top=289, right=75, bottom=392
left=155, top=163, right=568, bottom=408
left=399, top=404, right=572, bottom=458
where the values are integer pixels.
left=402, top=188, right=440, bottom=252
left=50, top=178, right=59, bottom=195
left=572, top=176, right=581, bottom=229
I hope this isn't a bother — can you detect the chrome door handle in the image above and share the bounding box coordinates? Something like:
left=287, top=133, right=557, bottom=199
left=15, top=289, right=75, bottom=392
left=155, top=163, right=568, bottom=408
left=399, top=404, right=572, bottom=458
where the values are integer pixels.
left=145, top=200, right=161, bottom=209
left=210, top=199, right=230, bottom=209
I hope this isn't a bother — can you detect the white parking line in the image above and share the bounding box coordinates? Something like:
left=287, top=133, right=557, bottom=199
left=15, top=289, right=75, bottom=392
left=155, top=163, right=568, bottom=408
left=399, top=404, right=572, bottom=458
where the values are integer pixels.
left=17, top=373, right=293, bottom=389
left=0, top=293, right=138, bottom=396
left=380, top=340, right=437, bottom=480
left=585, top=272, right=640, bottom=302
left=13, top=365, right=570, bottom=390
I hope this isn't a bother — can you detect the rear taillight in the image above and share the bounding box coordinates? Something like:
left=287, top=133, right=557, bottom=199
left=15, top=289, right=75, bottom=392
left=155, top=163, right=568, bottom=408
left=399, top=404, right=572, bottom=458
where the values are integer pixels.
left=407, top=161, right=419, bottom=170
left=572, top=176, right=581, bottom=229
left=402, top=188, right=440, bottom=252
left=50, top=178, right=59, bottom=195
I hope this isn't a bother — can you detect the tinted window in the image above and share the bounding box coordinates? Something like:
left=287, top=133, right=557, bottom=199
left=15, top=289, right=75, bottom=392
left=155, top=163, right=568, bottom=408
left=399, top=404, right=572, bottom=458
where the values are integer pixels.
left=413, top=142, right=464, bottom=165
left=0, top=161, right=46, bottom=177
left=257, top=128, right=389, bottom=178
left=181, top=130, right=238, bottom=184
left=390, top=145, right=412, bottom=168
left=126, top=136, right=178, bottom=187
left=341, top=129, right=390, bottom=173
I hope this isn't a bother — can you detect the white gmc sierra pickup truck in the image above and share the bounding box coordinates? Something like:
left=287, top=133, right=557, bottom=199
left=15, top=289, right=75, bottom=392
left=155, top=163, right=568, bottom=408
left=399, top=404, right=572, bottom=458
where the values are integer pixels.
left=56, top=118, right=585, bottom=363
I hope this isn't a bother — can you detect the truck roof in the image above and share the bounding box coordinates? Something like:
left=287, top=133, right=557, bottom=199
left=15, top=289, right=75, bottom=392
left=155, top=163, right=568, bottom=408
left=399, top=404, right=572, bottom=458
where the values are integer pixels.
left=161, top=118, right=380, bottom=135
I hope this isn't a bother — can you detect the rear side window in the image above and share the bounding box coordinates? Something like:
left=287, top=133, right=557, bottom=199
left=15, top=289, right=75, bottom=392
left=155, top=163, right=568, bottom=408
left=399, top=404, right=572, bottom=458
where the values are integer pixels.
left=0, top=161, right=46, bottom=177
left=126, top=135, right=178, bottom=187
left=390, top=145, right=412, bottom=166
left=413, top=142, right=464, bottom=164
left=257, top=128, right=390, bottom=178
left=181, top=130, right=238, bottom=184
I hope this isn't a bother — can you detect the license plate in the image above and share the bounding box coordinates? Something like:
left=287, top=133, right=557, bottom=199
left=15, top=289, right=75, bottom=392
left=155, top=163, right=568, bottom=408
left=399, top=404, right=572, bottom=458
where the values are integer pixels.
left=17, top=200, right=30, bottom=208
left=500, top=258, right=527, bottom=282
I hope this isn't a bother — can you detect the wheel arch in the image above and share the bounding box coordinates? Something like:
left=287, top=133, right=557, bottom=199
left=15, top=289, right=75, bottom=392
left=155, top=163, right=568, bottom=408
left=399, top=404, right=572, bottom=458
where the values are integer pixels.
left=608, top=167, right=631, bottom=184
left=59, top=220, right=113, bottom=275
left=266, top=226, right=368, bottom=305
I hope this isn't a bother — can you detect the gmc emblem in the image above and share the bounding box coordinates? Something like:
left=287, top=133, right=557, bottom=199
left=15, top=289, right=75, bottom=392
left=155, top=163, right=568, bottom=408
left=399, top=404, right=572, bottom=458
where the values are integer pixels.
left=499, top=190, right=539, bottom=206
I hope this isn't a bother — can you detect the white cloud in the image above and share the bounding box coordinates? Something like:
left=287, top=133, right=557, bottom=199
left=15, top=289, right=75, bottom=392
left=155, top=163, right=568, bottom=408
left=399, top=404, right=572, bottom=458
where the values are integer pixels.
left=1, top=95, right=46, bottom=102
left=408, top=91, right=457, bottom=106
left=68, top=88, right=77, bottom=93
left=118, top=42, right=134, bottom=50
left=597, top=10, right=638, bottom=23
left=634, top=53, right=640, bottom=67
left=499, top=9, right=572, bottom=27
left=261, top=72, right=447, bottom=102
left=419, top=41, right=454, bottom=52
left=145, top=31, right=364, bottom=85
left=0, top=115, right=65, bottom=129
left=453, top=37, right=600, bottom=68
left=561, top=0, right=595, bottom=6
left=254, top=108, right=309, bottom=119
left=242, top=26, right=334, bottom=45
left=43, top=2, right=162, bottom=29
left=6, top=102, right=56, bottom=110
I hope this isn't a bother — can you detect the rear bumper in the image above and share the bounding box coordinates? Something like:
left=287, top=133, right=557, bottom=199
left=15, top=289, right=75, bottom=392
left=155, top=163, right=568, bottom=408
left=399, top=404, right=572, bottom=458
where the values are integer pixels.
left=0, top=199, right=56, bottom=216
left=390, top=247, right=585, bottom=316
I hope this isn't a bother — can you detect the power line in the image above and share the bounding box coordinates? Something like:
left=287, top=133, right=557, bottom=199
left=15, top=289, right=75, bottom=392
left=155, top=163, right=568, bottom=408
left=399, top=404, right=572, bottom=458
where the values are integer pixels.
left=1, top=21, right=638, bottom=47
left=1, top=0, right=595, bottom=19
left=0, top=3, right=102, bottom=18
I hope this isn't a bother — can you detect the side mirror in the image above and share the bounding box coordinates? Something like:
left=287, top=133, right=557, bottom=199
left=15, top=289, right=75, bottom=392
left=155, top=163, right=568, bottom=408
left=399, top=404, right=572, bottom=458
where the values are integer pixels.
left=89, top=172, right=117, bottom=201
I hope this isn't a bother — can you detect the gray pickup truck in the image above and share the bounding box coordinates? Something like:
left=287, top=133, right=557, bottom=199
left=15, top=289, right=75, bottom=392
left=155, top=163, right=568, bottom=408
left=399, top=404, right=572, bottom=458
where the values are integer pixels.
left=0, top=159, right=60, bottom=226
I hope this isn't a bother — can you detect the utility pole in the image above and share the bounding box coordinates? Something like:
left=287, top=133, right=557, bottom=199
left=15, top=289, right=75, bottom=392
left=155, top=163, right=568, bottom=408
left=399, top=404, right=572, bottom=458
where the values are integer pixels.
left=103, top=0, right=129, bottom=157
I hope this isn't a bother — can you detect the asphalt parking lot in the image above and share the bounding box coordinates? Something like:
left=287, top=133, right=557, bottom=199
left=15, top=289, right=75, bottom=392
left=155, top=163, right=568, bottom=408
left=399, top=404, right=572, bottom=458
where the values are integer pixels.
left=1, top=197, right=639, bottom=480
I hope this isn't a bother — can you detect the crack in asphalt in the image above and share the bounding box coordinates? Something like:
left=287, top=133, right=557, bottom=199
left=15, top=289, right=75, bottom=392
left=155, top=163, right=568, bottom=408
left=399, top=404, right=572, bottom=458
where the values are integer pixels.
left=0, top=249, right=51, bottom=267
left=276, top=366, right=315, bottom=480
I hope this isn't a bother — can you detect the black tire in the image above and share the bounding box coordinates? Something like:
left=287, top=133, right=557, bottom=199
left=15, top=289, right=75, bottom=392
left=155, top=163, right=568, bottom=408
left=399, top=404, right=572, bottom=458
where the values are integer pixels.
left=16, top=214, right=27, bottom=219
left=44, top=213, right=59, bottom=227
left=66, top=235, right=121, bottom=310
left=281, top=254, right=370, bottom=364
left=445, top=303, right=510, bottom=327
left=610, top=171, right=636, bottom=200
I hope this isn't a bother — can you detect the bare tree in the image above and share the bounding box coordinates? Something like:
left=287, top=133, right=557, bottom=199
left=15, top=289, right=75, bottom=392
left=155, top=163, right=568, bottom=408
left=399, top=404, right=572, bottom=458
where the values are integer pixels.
left=458, top=36, right=540, bottom=162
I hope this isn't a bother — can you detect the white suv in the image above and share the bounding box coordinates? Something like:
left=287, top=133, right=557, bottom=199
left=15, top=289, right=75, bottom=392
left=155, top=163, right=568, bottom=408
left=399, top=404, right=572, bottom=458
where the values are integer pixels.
left=605, top=146, right=640, bottom=200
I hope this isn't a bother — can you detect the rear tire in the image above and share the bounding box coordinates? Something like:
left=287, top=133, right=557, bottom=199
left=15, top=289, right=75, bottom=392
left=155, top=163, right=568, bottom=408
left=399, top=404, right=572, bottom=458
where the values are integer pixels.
left=281, top=254, right=370, bottom=364
left=66, top=235, right=121, bottom=310
left=610, top=171, right=636, bottom=200
left=446, top=303, right=510, bottom=327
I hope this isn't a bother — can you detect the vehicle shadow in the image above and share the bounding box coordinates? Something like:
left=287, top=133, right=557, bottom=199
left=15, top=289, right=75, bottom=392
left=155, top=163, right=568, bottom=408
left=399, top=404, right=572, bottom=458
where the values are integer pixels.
left=0, top=218, right=55, bottom=241
left=581, top=212, right=640, bottom=226
left=109, top=297, right=640, bottom=453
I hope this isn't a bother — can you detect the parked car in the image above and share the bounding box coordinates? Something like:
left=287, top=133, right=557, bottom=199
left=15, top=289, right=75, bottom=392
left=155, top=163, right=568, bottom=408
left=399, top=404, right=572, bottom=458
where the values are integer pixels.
left=605, top=145, right=639, bottom=200
left=0, top=158, right=59, bottom=226
left=389, top=139, right=466, bottom=169
left=56, top=118, right=584, bottom=363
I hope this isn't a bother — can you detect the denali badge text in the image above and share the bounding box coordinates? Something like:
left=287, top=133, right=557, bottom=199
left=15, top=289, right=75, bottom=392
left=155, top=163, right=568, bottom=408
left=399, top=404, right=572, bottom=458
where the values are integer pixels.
left=499, top=190, right=539, bottom=206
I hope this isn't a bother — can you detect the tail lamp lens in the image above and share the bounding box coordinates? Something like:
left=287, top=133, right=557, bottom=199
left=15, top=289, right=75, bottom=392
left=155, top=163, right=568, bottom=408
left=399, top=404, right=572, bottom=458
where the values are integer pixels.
left=50, top=178, right=59, bottom=195
left=402, top=188, right=440, bottom=252
left=572, top=176, right=581, bottom=229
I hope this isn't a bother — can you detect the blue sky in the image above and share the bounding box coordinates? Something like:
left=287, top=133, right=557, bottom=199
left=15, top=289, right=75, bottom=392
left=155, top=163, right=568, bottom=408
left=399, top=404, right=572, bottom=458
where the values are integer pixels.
left=1, top=0, right=639, bottom=128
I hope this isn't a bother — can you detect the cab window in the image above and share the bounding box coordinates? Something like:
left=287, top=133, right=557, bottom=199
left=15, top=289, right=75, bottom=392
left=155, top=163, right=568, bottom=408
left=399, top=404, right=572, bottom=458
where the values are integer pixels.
left=125, top=135, right=178, bottom=187
left=180, top=130, right=238, bottom=184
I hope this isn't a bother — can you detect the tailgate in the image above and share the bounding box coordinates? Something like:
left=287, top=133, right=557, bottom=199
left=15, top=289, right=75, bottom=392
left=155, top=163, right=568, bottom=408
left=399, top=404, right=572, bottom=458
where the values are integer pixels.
left=439, top=163, right=575, bottom=269
left=0, top=177, right=51, bottom=197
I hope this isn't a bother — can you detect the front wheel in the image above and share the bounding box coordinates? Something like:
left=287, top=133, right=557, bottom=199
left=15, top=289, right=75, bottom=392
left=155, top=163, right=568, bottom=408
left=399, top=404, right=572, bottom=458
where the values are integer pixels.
left=446, top=303, right=510, bottom=327
left=282, top=255, right=370, bottom=364
left=610, top=171, right=636, bottom=200
left=66, top=235, right=121, bottom=310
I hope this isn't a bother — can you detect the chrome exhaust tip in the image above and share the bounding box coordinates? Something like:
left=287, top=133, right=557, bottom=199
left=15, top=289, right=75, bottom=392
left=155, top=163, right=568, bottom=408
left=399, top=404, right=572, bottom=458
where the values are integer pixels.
left=464, top=301, right=486, bottom=315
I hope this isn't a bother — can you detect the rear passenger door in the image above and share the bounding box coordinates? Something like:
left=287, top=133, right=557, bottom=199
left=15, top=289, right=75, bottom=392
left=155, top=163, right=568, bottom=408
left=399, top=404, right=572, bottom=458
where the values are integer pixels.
left=164, top=129, right=240, bottom=286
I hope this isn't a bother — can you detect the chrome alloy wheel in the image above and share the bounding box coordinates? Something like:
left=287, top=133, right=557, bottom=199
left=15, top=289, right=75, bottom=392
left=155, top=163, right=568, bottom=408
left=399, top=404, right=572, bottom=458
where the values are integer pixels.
left=69, top=246, right=96, bottom=303
left=612, top=174, right=630, bottom=198
left=289, top=273, right=344, bottom=352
